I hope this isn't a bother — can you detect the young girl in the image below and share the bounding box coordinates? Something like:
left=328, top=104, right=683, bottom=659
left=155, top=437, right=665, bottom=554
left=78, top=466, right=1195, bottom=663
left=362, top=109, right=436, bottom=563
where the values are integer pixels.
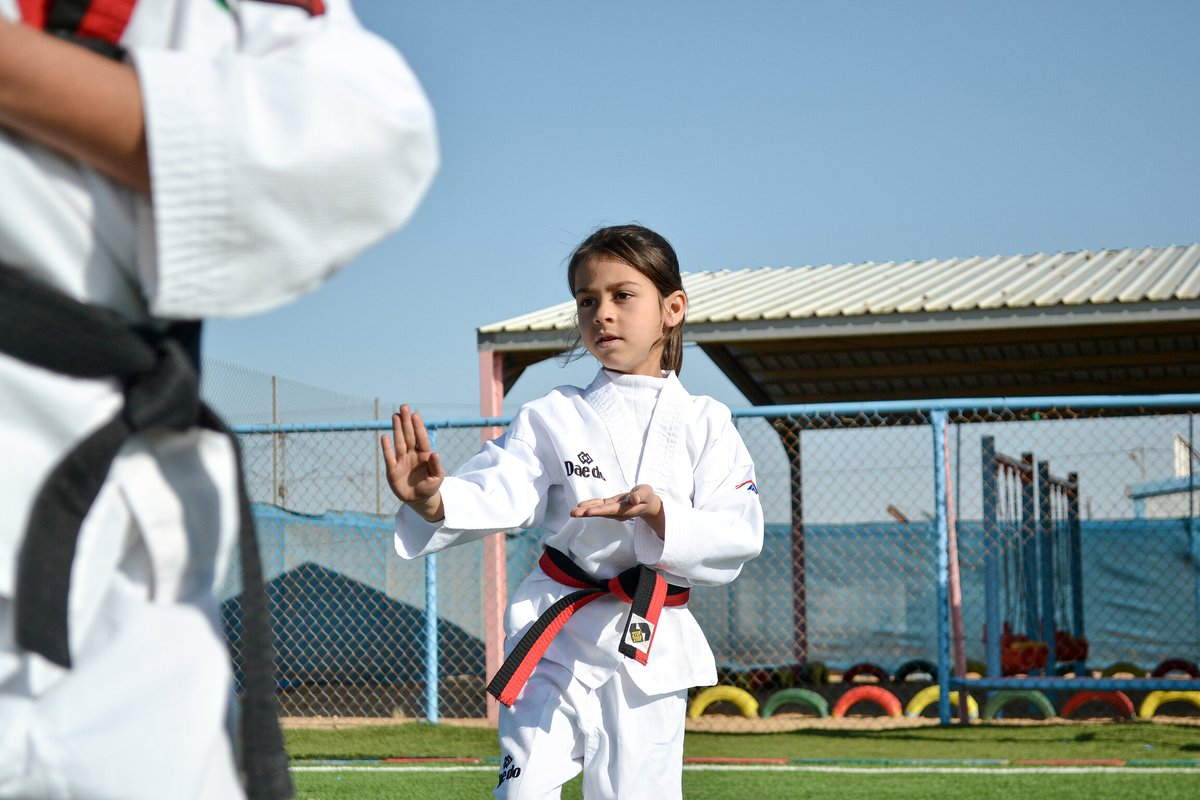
left=381, top=224, right=764, bottom=799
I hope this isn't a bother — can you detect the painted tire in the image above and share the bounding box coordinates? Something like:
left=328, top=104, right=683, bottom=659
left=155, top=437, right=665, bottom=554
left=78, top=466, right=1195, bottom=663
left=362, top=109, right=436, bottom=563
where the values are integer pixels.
left=830, top=685, right=903, bottom=718
left=965, top=660, right=987, bottom=677
left=1100, top=661, right=1144, bottom=678
left=688, top=686, right=760, bottom=720
left=842, top=661, right=890, bottom=684
left=1060, top=690, right=1134, bottom=719
left=1151, top=659, right=1200, bottom=679
left=760, top=688, right=830, bottom=719
left=981, top=689, right=1055, bottom=721
left=1138, top=691, right=1200, bottom=719
left=893, top=659, right=936, bottom=683
left=906, top=686, right=979, bottom=719
left=794, top=661, right=829, bottom=686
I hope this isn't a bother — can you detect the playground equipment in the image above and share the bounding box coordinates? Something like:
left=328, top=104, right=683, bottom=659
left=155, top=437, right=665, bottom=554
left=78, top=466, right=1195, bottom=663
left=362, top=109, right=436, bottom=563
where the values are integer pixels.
left=979, top=436, right=1086, bottom=678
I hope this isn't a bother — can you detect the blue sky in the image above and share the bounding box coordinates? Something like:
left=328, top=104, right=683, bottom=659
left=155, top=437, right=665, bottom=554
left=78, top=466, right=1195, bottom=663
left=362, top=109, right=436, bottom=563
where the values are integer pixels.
left=203, top=0, right=1200, bottom=418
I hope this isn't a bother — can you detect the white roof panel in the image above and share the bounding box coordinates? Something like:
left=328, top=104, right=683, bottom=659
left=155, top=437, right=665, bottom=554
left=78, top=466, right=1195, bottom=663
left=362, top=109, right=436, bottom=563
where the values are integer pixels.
left=478, top=244, right=1200, bottom=336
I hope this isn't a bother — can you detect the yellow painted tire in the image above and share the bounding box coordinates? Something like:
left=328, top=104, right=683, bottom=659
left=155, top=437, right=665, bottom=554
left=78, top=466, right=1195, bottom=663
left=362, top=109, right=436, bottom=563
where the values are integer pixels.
left=688, top=685, right=760, bottom=719
left=1138, top=691, right=1200, bottom=719
left=905, top=686, right=979, bottom=719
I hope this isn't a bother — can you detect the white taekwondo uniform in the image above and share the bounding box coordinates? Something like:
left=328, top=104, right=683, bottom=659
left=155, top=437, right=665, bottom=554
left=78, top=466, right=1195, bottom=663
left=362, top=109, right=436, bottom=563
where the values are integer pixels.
left=0, top=1, right=438, bottom=798
left=395, top=368, right=764, bottom=799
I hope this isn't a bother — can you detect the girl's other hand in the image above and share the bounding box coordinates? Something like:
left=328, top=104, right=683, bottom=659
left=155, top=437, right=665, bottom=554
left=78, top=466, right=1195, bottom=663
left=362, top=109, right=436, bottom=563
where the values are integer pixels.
left=571, top=484, right=666, bottom=539
left=380, top=405, right=445, bottom=521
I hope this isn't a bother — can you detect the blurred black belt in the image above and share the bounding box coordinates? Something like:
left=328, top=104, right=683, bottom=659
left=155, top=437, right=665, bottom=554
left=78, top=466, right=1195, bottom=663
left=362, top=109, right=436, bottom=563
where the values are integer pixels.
left=0, top=263, right=292, bottom=800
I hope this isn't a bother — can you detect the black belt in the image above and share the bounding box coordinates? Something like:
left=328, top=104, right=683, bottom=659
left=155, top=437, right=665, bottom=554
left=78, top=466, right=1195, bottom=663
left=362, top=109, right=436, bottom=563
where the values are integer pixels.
left=0, top=263, right=292, bottom=800
left=486, top=546, right=690, bottom=707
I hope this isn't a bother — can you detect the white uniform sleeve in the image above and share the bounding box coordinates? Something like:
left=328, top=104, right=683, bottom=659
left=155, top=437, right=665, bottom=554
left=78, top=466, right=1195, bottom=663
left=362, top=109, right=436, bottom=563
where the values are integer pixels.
left=635, top=414, right=764, bottom=586
left=130, top=0, right=438, bottom=318
left=394, top=427, right=551, bottom=559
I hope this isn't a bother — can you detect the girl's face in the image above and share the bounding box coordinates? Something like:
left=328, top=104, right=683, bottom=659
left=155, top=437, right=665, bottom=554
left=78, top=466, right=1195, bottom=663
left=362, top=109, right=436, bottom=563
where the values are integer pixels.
left=573, top=256, right=685, bottom=377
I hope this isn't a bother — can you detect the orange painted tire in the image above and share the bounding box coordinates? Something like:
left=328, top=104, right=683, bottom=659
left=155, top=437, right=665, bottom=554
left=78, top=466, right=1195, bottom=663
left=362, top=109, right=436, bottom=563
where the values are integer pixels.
left=830, top=685, right=902, bottom=718
left=1151, top=659, right=1200, bottom=679
left=1060, top=690, right=1134, bottom=719
left=842, top=661, right=890, bottom=684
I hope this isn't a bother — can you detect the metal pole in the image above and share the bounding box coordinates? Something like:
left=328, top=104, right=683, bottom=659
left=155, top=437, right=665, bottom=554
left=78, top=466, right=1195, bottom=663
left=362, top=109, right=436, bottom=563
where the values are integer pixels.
left=1020, top=453, right=1038, bottom=642
left=931, top=410, right=952, bottom=724
left=1037, top=461, right=1057, bottom=675
left=272, top=375, right=279, bottom=506
left=424, top=430, right=440, bottom=723
left=374, top=397, right=382, bottom=515
left=1190, top=415, right=1198, bottom=648
left=771, top=418, right=807, bottom=666
left=1067, top=472, right=1085, bottom=674
left=943, top=420, right=969, bottom=723
left=981, top=436, right=1001, bottom=679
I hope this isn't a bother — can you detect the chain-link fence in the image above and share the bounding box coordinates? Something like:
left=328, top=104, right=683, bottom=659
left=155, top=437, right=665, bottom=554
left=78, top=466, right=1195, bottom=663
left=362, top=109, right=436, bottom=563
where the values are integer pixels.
left=218, top=394, right=1200, bottom=729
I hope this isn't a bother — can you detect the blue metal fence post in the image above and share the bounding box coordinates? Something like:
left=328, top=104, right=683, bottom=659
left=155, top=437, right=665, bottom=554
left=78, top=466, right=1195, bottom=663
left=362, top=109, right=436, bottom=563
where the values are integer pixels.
left=981, top=436, right=1001, bottom=680
left=1067, top=472, right=1086, bottom=674
left=424, top=430, right=440, bottom=723
left=1189, top=415, right=1198, bottom=650
left=1037, top=461, right=1057, bottom=674
left=1020, top=452, right=1039, bottom=647
left=931, top=409, right=952, bottom=724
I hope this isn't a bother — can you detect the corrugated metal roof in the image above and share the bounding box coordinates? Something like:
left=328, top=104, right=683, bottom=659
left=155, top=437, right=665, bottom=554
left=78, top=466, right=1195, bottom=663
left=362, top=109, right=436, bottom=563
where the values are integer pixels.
left=479, top=244, right=1200, bottom=335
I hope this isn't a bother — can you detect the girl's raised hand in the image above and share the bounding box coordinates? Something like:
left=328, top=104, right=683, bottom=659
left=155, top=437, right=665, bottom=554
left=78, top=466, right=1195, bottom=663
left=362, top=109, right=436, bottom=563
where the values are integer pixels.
left=380, top=405, right=445, bottom=521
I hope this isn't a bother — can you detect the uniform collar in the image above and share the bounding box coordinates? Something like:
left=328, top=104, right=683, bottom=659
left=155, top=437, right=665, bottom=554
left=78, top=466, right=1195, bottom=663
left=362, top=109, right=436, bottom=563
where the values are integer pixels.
left=584, top=368, right=688, bottom=486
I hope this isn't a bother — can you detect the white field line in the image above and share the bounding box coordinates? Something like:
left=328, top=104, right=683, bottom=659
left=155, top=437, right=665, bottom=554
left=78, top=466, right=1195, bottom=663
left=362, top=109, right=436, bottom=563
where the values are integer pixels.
left=291, top=764, right=1200, bottom=776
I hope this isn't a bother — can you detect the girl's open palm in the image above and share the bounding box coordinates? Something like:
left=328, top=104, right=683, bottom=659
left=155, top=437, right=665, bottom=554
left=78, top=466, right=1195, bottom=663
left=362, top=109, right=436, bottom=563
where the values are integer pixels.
left=380, top=405, right=444, bottom=506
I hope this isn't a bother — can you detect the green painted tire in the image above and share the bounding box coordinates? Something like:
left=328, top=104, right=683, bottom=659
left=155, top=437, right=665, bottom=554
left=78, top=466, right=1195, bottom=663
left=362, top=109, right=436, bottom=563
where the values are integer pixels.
left=760, top=688, right=830, bottom=719
left=982, top=689, right=1056, bottom=720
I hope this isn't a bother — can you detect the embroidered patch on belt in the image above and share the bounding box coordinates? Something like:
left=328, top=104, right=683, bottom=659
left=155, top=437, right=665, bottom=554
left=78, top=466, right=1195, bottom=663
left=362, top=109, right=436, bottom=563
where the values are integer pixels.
left=625, top=613, right=654, bottom=650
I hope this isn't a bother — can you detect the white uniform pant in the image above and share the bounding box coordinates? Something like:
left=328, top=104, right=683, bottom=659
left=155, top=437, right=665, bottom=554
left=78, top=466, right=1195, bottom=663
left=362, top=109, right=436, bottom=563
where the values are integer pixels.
left=495, top=661, right=686, bottom=800
left=0, top=517, right=243, bottom=800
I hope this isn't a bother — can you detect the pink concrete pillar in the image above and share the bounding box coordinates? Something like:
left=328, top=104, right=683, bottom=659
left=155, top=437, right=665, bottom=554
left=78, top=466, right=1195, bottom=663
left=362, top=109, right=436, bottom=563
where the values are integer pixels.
left=479, top=350, right=507, bottom=723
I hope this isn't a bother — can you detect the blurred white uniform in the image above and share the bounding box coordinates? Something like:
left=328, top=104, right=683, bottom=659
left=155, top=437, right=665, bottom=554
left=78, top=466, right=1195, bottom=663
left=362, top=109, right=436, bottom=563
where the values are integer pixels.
left=395, top=369, right=764, bottom=799
left=0, top=1, right=438, bottom=797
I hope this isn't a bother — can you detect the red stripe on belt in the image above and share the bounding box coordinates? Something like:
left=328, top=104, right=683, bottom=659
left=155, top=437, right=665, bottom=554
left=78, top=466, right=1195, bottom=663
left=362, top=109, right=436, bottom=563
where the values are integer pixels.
left=76, top=0, right=138, bottom=45
left=486, top=547, right=689, bottom=707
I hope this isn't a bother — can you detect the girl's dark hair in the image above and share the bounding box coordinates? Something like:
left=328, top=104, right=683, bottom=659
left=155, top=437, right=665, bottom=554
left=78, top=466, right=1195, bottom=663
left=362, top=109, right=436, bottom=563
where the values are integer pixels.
left=566, top=224, right=687, bottom=374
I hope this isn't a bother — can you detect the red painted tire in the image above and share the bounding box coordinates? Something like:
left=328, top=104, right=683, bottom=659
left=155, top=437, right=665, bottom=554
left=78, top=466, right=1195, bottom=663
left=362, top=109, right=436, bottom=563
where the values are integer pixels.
left=1151, top=659, right=1200, bottom=679
left=1060, top=690, right=1135, bottom=719
left=830, top=685, right=903, bottom=718
left=842, top=661, right=890, bottom=684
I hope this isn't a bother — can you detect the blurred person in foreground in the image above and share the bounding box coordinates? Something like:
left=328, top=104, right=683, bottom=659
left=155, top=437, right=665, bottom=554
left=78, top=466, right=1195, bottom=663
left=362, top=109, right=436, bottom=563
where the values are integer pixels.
left=0, top=2, right=437, bottom=798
